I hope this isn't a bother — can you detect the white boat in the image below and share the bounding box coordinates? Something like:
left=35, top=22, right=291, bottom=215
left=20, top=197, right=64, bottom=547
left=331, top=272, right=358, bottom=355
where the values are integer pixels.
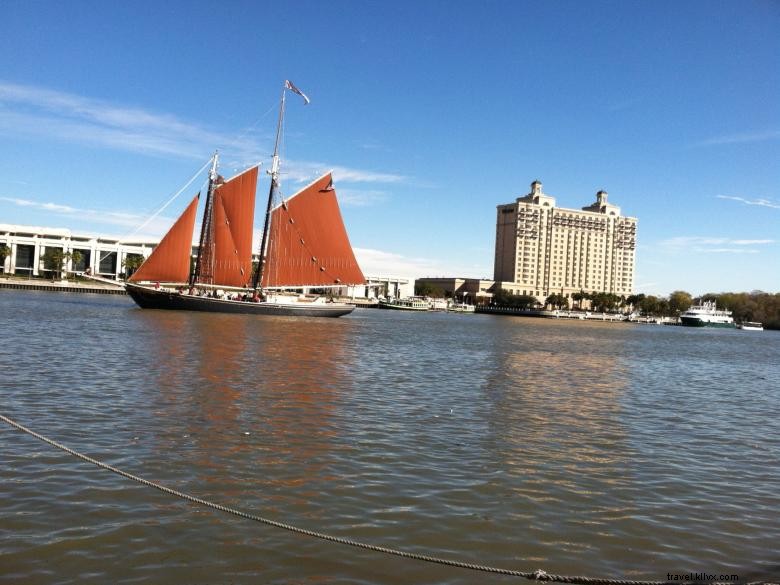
left=378, top=297, right=430, bottom=311
left=125, top=81, right=364, bottom=318
left=679, top=301, right=734, bottom=328
left=737, top=321, right=763, bottom=331
left=429, top=298, right=448, bottom=311
left=448, top=302, right=475, bottom=313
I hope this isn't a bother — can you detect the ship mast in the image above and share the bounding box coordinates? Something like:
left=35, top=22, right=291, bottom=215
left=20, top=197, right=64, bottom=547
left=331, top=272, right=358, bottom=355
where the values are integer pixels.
left=190, top=152, right=219, bottom=287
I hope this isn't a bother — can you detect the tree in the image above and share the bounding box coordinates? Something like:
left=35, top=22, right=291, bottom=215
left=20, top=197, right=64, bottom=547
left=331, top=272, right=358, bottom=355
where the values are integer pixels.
left=589, top=292, right=620, bottom=312
left=639, top=295, right=660, bottom=316
left=545, top=293, right=567, bottom=309
left=571, top=290, right=588, bottom=310
left=626, top=293, right=645, bottom=311
left=668, top=290, right=693, bottom=315
left=69, top=250, right=83, bottom=275
left=415, top=282, right=445, bottom=298
left=0, top=244, right=9, bottom=273
left=122, top=254, right=145, bottom=278
left=493, top=289, right=538, bottom=309
left=42, top=248, right=66, bottom=279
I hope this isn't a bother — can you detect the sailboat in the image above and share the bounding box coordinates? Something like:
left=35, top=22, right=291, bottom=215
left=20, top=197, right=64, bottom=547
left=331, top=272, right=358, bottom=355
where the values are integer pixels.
left=125, top=81, right=365, bottom=318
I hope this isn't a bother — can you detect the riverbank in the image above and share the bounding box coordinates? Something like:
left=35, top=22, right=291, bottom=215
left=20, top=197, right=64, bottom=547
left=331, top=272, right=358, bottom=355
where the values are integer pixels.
left=0, top=276, right=126, bottom=295
left=476, top=305, right=629, bottom=322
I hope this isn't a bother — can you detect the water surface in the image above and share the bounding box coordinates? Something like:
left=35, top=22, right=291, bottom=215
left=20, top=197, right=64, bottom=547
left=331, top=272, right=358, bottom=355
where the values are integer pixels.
left=1, top=291, right=778, bottom=584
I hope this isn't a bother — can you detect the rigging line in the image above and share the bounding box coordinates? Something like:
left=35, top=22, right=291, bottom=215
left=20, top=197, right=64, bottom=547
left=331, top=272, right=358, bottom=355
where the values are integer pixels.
left=233, top=100, right=279, bottom=146
left=118, top=157, right=214, bottom=245
left=95, top=157, right=213, bottom=267
left=2, top=412, right=749, bottom=585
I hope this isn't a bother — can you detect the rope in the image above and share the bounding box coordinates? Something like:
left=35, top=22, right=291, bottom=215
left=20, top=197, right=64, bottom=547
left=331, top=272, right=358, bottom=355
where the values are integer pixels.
left=96, top=157, right=213, bottom=266
left=0, top=413, right=772, bottom=585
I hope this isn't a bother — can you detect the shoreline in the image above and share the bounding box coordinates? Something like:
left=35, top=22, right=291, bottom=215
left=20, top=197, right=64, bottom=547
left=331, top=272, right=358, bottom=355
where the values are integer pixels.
left=0, top=278, right=127, bottom=295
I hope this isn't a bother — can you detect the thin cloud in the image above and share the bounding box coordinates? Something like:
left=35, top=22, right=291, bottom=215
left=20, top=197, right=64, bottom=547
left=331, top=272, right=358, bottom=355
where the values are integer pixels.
left=0, top=81, right=407, bottom=196
left=281, top=159, right=406, bottom=186
left=717, top=195, right=780, bottom=210
left=696, top=129, right=780, bottom=146
left=336, top=189, right=388, bottom=207
left=353, top=247, right=490, bottom=280
left=353, top=248, right=442, bottom=279
left=356, top=140, right=386, bottom=151
left=659, top=236, right=774, bottom=255
left=0, top=81, right=262, bottom=160
left=700, top=248, right=759, bottom=254
left=0, top=195, right=175, bottom=236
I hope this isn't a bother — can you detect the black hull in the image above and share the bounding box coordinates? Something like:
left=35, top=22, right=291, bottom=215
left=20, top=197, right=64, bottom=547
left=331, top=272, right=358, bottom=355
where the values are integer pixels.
left=126, top=284, right=355, bottom=318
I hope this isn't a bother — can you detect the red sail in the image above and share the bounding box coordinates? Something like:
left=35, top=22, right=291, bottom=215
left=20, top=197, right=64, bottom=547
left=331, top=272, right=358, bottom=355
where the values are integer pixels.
left=262, top=173, right=365, bottom=288
left=129, top=194, right=199, bottom=283
left=212, top=166, right=258, bottom=287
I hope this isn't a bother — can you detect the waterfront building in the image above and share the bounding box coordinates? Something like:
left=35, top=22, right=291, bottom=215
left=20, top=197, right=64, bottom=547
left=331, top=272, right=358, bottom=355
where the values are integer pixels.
left=413, top=277, right=495, bottom=304
left=0, top=223, right=156, bottom=280
left=493, top=181, right=637, bottom=305
left=0, top=223, right=407, bottom=299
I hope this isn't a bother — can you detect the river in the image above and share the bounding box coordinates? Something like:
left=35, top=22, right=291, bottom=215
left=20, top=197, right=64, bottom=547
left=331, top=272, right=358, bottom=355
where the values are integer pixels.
left=1, top=291, right=778, bottom=584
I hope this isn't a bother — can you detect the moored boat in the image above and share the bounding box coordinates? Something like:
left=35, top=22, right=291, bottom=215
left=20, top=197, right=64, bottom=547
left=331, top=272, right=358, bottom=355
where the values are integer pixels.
left=679, top=301, right=734, bottom=328
left=448, top=302, right=475, bottom=313
left=378, top=297, right=430, bottom=311
left=126, top=81, right=364, bottom=318
left=737, top=321, right=763, bottom=331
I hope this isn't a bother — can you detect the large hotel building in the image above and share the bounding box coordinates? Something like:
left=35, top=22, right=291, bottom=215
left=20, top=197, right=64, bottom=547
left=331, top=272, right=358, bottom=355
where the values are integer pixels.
left=494, top=180, right=637, bottom=303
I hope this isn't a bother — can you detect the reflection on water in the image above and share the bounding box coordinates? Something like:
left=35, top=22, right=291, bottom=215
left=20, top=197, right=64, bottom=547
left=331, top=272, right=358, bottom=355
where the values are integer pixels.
left=1, top=292, right=779, bottom=584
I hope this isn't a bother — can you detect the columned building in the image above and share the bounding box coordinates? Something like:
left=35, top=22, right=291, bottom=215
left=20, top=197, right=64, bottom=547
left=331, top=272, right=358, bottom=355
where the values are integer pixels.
left=0, top=223, right=407, bottom=299
left=494, top=180, right=637, bottom=305
left=0, top=224, right=157, bottom=280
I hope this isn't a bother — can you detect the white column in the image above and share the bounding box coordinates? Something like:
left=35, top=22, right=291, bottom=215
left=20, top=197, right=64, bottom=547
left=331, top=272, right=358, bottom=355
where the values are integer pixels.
left=116, top=249, right=123, bottom=280
left=32, top=240, right=41, bottom=276
left=90, top=243, right=98, bottom=273
left=9, top=242, right=17, bottom=273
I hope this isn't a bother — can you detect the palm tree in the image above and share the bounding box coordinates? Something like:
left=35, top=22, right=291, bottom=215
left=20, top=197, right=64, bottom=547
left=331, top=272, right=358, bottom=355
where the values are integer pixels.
left=42, top=248, right=66, bottom=280
left=122, top=254, right=145, bottom=279
left=571, top=290, right=589, bottom=310
left=0, top=244, right=10, bottom=274
left=68, top=250, right=83, bottom=277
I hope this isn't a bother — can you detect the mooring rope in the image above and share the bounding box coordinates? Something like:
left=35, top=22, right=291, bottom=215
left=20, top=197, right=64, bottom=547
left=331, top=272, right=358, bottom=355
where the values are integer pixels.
left=0, top=413, right=772, bottom=585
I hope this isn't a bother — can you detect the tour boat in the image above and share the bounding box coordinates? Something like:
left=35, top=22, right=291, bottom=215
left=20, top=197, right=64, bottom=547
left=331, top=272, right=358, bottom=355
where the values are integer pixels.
left=126, top=81, right=365, bottom=318
left=679, top=301, right=734, bottom=328
left=448, top=302, right=475, bottom=313
left=378, top=297, right=430, bottom=311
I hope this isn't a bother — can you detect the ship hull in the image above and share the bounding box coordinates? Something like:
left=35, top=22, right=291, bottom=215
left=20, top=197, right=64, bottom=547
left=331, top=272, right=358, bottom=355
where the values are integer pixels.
left=126, top=284, right=355, bottom=318
left=377, top=302, right=428, bottom=311
left=679, top=317, right=735, bottom=328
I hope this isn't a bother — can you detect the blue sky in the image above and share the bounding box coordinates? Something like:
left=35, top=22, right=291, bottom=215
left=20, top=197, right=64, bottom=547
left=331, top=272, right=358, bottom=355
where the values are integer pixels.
left=1, top=0, right=778, bottom=295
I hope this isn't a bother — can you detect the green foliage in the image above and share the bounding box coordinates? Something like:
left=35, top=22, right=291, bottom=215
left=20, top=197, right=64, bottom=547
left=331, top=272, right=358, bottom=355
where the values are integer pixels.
left=122, top=253, right=145, bottom=277
left=626, top=293, right=645, bottom=308
left=589, top=292, right=621, bottom=312
left=571, top=290, right=588, bottom=309
left=668, top=290, right=693, bottom=315
left=701, top=291, right=780, bottom=329
left=544, top=293, right=568, bottom=309
left=415, top=282, right=445, bottom=298
left=42, top=248, right=66, bottom=278
left=0, top=244, right=9, bottom=272
left=70, top=250, right=83, bottom=269
left=493, top=289, right=539, bottom=309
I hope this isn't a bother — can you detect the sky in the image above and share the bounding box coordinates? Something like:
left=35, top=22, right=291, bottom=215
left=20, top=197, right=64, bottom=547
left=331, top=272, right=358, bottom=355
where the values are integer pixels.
left=1, top=0, right=778, bottom=296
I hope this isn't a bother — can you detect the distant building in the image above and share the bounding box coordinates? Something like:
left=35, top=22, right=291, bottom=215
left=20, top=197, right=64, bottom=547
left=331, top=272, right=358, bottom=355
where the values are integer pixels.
left=0, top=223, right=407, bottom=299
left=494, top=180, right=637, bottom=305
left=0, top=223, right=157, bottom=280
left=413, top=277, right=495, bottom=304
